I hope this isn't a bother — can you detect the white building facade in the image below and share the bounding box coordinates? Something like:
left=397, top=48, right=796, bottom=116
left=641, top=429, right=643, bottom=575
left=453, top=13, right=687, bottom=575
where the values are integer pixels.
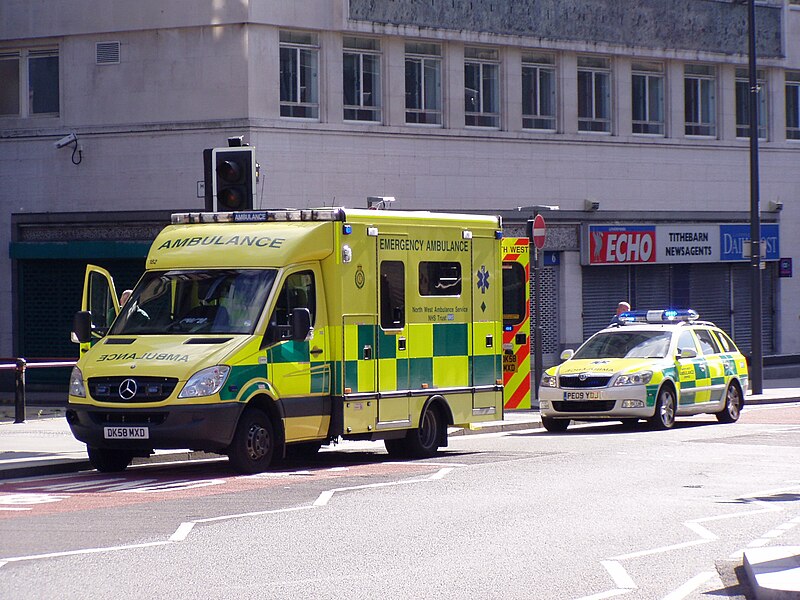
left=1, top=0, right=799, bottom=384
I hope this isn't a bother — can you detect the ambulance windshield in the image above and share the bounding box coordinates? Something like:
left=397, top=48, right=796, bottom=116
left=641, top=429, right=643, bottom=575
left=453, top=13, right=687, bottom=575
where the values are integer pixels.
left=574, top=331, right=672, bottom=360
left=110, top=269, right=277, bottom=336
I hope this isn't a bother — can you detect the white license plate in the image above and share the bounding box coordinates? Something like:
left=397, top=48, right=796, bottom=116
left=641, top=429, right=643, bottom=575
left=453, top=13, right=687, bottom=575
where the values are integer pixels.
left=563, top=391, right=602, bottom=401
left=104, top=426, right=149, bottom=440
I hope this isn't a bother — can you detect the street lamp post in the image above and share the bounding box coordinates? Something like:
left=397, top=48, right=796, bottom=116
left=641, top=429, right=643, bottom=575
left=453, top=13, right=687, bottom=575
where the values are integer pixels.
left=747, top=0, right=763, bottom=394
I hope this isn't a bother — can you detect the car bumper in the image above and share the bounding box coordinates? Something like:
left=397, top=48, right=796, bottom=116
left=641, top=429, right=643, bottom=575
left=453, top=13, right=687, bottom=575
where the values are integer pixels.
left=539, top=385, right=654, bottom=419
left=65, top=402, right=244, bottom=453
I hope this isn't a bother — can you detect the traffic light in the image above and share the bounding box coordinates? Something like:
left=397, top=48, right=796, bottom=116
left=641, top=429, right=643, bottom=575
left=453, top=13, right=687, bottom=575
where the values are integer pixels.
left=203, top=146, right=256, bottom=211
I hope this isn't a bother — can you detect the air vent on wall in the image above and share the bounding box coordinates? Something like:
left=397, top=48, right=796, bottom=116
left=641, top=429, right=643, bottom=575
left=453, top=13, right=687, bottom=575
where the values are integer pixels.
left=96, top=41, right=120, bottom=65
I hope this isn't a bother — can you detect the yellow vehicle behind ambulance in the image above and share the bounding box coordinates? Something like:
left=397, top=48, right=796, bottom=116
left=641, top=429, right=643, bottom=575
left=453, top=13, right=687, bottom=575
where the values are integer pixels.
left=67, top=208, right=504, bottom=473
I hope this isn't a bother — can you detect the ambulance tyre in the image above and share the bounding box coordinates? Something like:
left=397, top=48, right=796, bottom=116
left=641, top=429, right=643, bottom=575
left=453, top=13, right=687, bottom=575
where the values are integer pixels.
left=385, top=403, right=442, bottom=459
left=716, top=382, right=743, bottom=423
left=87, top=447, right=132, bottom=472
left=228, top=408, right=275, bottom=474
left=541, top=417, right=570, bottom=433
left=405, top=403, right=442, bottom=458
left=649, top=385, right=676, bottom=430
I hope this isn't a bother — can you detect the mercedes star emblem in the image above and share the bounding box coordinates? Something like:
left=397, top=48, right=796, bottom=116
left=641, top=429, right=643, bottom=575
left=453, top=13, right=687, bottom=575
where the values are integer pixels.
left=118, top=378, right=138, bottom=400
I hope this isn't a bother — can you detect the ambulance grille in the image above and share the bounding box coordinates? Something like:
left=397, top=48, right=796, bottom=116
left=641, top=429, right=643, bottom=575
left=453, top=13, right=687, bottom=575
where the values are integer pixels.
left=552, top=401, right=616, bottom=412
left=88, top=376, right=178, bottom=403
left=559, top=375, right=612, bottom=388
left=89, top=412, right=168, bottom=425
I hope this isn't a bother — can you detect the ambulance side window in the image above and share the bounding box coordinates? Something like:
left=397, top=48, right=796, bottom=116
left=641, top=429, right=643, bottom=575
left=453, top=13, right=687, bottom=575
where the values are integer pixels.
left=695, top=329, right=721, bottom=355
left=502, top=262, right=526, bottom=327
left=677, top=330, right=698, bottom=356
left=380, top=261, right=405, bottom=330
left=714, top=330, right=738, bottom=353
left=267, top=270, right=316, bottom=341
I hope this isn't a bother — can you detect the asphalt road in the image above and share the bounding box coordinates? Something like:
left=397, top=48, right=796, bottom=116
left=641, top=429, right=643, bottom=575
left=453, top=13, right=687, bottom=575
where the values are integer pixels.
left=1, top=403, right=799, bottom=599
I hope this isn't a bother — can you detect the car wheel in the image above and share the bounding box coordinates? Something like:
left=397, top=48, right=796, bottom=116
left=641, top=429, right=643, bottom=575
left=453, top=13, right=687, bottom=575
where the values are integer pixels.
left=87, top=447, right=132, bottom=472
left=649, top=386, right=676, bottom=430
left=228, top=408, right=275, bottom=473
left=716, top=383, right=743, bottom=423
left=542, top=417, right=570, bottom=433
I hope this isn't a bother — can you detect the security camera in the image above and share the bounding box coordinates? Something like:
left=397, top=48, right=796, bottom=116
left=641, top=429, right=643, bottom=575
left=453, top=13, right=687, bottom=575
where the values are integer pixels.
left=54, top=132, right=77, bottom=149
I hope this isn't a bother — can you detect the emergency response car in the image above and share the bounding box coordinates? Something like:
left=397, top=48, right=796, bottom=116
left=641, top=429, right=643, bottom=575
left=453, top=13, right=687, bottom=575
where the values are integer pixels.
left=67, top=208, right=504, bottom=473
left=538, top=309, right=748, bottom=432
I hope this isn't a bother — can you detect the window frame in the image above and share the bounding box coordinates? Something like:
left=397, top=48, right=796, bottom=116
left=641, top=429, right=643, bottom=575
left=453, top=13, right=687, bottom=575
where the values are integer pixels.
left=577, top=56, right=612, bottom=133
left=464, top=47, right=500, bottom=129
left=735, top=68, right=768, bottom=140
left=631, top=61, right=665, bottom=136
left=786, top=71, right=800, bottom=141
left=0, top=48, right=59, bottom=118
left=418, top=261, right=463, bottom=297
left=521, top=51, right=556, bottom=131
left=279, top=31, right=320, bottom=120
left=404, top=42, right=442, bottom=126
left=343, top=36, right=382, bottom=123
left=380, top=260, right=406, bottom=330
left=684, top=64, right=717, bottom=137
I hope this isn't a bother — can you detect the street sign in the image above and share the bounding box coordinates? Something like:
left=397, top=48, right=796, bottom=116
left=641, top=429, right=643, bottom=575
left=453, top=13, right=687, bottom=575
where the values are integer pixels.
left=532, top=214, right=546, bottom=250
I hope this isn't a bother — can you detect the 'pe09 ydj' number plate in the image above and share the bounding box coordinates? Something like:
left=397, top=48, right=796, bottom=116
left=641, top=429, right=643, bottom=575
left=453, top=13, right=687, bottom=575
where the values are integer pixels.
left=104, top=426, right=149, bottom=440
left=563, top=391, right=602, bottom=401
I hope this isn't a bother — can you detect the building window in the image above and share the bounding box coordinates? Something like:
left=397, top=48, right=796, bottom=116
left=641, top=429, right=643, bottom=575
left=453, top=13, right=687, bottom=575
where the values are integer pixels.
left=464, top=47, right=500, bottom=128
left=632, top=61, right=664, bottom=135
left=578, top=56, right=611, bottom=133
left=735, top=68, right=767, bottom=139
left=0, top=49, right=59, bottom=117
left=522, top=52, right=556, bottom=131
left=279, top=31, right=319, bottom=119
left=684, top=64, right=716, bottom=136
left=405, top=42, right=442, bottom=125
left=785, top=71, right=800, bottom=140
left=343, top=37, right=381, bottom=122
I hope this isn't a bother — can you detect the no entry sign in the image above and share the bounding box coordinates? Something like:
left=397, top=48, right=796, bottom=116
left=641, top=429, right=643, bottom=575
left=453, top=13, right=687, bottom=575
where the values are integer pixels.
left=532, top=214, right=546, bottom=250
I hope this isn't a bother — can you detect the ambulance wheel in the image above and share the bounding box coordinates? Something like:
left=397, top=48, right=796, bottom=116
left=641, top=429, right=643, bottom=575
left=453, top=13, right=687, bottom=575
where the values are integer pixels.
left=405, top=403, right=442, bottom=458
left=228, top=408, right=275, bottom=473
left=649, top=386, right=676, bottom=430
left=716, top=383, right=743, bottom=423
left=87, top=447, right=132, bottom=472
left=541, top=417, right=570, bottom=433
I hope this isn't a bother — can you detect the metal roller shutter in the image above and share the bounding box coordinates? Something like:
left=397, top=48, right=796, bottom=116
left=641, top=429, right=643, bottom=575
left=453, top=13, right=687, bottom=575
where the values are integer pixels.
left=731, top=263, right=775, bottom=355
left=582, top=266, right=630, bottom=340
left=689, top=264, right=731, bottom=333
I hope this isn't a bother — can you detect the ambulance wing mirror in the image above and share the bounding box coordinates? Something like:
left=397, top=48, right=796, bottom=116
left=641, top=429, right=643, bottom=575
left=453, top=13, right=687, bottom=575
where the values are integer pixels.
left=290, top=308, right=312, bottom=342
left=71, top=311, right=93, bottom=344
left=560, top=349, right=574, bottom=361
left=678, top=347, right=697, bottom=359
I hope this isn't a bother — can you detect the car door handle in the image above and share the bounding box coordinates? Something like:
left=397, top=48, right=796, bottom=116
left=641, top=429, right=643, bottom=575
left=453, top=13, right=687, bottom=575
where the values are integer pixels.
left=310, top=347, right=323, bottom=356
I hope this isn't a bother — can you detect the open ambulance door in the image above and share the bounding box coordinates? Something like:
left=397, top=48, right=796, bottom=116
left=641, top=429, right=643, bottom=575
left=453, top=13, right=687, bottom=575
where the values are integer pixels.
left=72, top=265, right=120, bottom=354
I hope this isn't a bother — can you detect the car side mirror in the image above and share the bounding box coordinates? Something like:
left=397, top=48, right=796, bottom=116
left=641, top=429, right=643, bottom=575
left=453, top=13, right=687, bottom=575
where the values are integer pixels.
left=560, top=349, right=574, bottom=361
left=679, top=347, right=697, bottom=359
left=291, top=308, right=312, bottom=342
left=71, top=311, right=93, bottom=344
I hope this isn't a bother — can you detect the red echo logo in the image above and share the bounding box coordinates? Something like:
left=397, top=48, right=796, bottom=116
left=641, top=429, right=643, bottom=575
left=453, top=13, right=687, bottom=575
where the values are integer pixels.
left=590, top=227, right=656, bottom=264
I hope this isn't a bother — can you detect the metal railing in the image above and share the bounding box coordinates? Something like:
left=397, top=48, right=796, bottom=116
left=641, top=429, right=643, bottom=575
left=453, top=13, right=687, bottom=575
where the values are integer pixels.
left=0, top=358, right=76, bottom=424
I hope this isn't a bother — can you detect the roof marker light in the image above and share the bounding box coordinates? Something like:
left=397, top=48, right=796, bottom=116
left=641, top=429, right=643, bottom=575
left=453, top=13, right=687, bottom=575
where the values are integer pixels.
left=342, top=223, right=352, bottom=235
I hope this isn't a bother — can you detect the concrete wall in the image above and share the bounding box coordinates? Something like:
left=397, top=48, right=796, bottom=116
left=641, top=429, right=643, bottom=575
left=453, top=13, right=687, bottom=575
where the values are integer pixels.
left=349, top=0, right=784, bottom=58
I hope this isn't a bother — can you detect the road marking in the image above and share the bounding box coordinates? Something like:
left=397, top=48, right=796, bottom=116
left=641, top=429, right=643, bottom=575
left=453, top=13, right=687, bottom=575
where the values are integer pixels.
left=169, top=522, right=195, bottom=542
left=601, top=561, right=637, bottom=589
left=0, top=540, right=172, bottom=565
left=575, top=589, right=630, bottom=600
left=661, top=571, right=715, bottom=600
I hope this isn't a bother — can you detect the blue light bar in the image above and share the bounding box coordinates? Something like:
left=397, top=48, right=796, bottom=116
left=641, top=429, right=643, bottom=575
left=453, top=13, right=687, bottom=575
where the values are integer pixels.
left=618, top=309, right=699, bottom=324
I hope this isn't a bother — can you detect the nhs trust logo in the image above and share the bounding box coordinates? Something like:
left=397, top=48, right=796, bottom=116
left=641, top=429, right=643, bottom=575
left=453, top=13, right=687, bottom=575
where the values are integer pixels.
left=720, top=224, right=779, bottom=262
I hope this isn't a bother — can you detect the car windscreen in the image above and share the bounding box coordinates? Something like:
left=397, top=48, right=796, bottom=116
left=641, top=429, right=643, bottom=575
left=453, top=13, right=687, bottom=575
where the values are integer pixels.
left=573, top=330, right=672, bottom=360
left=110, top=269, right=277, bottom=336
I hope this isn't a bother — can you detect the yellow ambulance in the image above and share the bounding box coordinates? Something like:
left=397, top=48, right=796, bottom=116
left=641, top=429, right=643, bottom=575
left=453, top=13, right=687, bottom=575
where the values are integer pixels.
left=67, top=208, right=504, bottom=472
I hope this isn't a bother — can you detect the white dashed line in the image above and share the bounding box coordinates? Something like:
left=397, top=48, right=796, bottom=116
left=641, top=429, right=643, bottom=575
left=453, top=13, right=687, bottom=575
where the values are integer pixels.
left=660, top=571, right=715, bottom=600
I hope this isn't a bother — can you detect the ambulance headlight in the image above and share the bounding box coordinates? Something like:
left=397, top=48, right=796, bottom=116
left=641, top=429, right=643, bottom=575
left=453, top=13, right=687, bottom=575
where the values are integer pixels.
left=613, top=371, right=653, bottom=386
left=540, top=373, right=558, bottom=388
left=69, top=367, right=86, bottom=398
left=179, top=366, right=230, bottom=398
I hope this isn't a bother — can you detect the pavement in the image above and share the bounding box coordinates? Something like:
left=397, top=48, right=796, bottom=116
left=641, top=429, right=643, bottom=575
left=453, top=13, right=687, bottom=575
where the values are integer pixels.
left=1, top=379, right=799, bottom=597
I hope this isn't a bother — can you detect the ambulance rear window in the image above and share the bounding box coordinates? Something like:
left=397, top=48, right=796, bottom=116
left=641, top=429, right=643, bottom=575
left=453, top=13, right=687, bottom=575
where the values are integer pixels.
left=419, top=261, right=462, bottom=296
